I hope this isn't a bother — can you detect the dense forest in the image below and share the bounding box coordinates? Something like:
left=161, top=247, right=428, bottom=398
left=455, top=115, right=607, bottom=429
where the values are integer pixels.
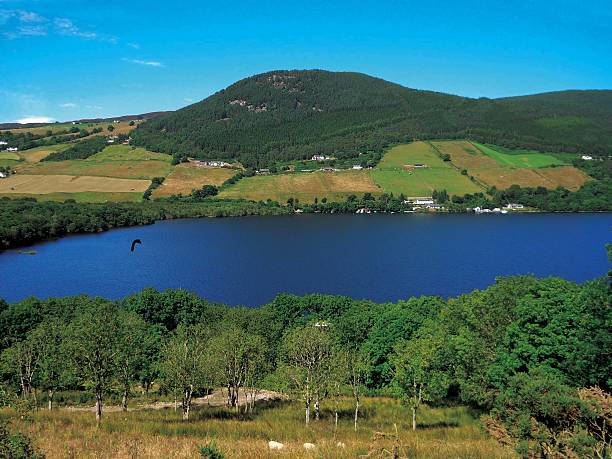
left=131, top=70, right=612, bottom=168
left=0, top=260, right=610, bottom=457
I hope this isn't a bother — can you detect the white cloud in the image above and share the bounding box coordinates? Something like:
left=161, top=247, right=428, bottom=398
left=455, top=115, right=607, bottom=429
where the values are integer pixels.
left=122, top=58, right=165, bottom=67
left=85, top=105, right=103, bottom=110
left=54, top=17, right=97, bottom=39
left=59, top=102, right=78, bottom=108
left=127, top=42, right=140, bottom=49
left=17, top=116, right=55, bottom=124
left=1, top=9, right=116, bottom=42
left=184, top=98, right=194, bottom=103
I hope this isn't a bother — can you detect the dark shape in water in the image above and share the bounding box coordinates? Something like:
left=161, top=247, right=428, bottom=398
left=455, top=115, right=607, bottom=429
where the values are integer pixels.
left=130, top=239, right=142, bottom=252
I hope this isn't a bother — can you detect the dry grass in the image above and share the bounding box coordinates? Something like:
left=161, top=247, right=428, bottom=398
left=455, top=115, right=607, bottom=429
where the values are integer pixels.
left=17, top=144, right=71, bottom=163
left=1, top=121, right=141, bottom=136
left=2, top=397, right=512, bottom=459
left=431, top=140, right=590, bottom=191
left=0, top=174, right=149, bottom=194
left=153, top=163, right=236, bottom=197
left=15, top=159, right=173, bottom=180
left=0, top=191, right=143, bottom=203
left=219, top=170, right=381, bottom=203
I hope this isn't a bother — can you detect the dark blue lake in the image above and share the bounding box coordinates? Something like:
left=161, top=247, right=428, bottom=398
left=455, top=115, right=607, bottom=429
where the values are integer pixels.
left=1, top=213, right=610, bottom=305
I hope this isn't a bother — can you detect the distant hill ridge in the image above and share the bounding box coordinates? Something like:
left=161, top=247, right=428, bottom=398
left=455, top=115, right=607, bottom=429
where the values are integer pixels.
left=95, top=71, right=612, bottom=167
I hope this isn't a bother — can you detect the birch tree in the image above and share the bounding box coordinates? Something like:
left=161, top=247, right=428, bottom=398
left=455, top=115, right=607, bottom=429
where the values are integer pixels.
left=64, top=301, right=123, bottom=425
left=210, top=326, right=267, bottom=411
left=159, top=324, right=210, bottom=421
left=392, top=335, right=449, bottom=430
left=34, top=319, right=70, bottom=410
left=282, top=324, right=334, bottom=424
left=116, top=312, right=154, bottom=411
left=346, top=349, right=369, bottom=431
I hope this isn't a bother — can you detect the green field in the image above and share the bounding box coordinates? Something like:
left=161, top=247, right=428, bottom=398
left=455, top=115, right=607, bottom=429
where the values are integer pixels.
left=87, top=145, right=172, bottom=162
left=370, top=142, right=482, bottom=196
left=473, top=142, right=567, bottom=168
left=0, top=151, right=21, bottom=161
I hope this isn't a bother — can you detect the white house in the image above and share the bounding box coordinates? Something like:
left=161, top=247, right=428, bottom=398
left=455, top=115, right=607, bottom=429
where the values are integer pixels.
left=352, top=165, right=363, bottom=170
left=415, top=198, right=434, bottom=205
left=6, top=147, right=18, bottom=152
left=0, top=141, right=7, bottom=145
left=581, top=155, right=593, bottom=160
left=0, top=172, right=7, bottom=178
left=506, top=203, right=524, bottom=210
left=311, top=155, right=334, bottom=161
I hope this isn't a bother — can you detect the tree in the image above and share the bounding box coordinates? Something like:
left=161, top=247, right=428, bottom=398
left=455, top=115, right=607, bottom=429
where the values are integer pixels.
left=64, top=301, right=122, bottom=425
left=209, top=326, right=268, bottom=411
left=392, top=334, right=450, bottom=430
left=116, top=312, right=154, bottom=411
left=346, top=349, right=369, bottom=431
left=158, top=324, right=211, bottom=420
left=107, top=125, right=114, bottom=132
left=282, top=324, right=334, bottom=424
left=491, top=368, right=598, bottom=458
left=34, top=319, right=70, bottom=410
left=0, top=325, right=47, bottom=404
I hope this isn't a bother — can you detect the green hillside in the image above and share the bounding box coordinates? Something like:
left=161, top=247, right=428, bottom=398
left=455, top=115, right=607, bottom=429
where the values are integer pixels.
left=132, top=70, right=612, bottom=168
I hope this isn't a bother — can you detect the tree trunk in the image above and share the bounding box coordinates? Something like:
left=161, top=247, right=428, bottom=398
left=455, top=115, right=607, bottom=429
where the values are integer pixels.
left=305, top=399, right=310, bottom=425
left=95, top=391, right=103, bottom=426
left=48, top=389, right=54, bottom=411
left=314, top=393, right=320, bottom=421
left=354, top=397, right=360, bottom=431
left=182, top=386, right=193, bottom=421
left=412, top=406, right=417, bottom=431
left=122, top=386, right=129, bottom=411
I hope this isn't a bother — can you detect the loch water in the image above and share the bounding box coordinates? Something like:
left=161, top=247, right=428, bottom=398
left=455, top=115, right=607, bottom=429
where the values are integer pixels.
left=1, top=213, right=610, bottom=305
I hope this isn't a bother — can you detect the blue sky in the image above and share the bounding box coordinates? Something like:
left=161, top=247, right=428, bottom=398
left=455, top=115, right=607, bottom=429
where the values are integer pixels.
left=1, top=0, right=611, bottom=123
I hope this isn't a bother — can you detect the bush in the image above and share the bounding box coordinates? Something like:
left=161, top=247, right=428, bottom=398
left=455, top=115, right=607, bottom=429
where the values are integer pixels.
left=199, top=442, right=226, bottom=459
left=0, top=420, right=45, bottom=459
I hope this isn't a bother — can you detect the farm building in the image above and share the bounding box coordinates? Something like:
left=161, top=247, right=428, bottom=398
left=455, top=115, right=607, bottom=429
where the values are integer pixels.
left=312, top=155, right=334, bottom=161
left=0, top=172, right=7, bottom=178
left=352, top=165, right=363, bottom=170
left=506, top=203, right=524, bottom=210
left=0, top=141, right=7, bottom=145
left=196, top=160, right=229, bottom=168
left=6, top=147, right=18, bottom=152
left=581, top=155, right=593, bottom=160
left=415, top=198, right=434, bottom=205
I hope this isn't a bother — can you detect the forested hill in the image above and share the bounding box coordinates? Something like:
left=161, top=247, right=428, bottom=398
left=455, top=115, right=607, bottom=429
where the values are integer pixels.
left=131, top=70, right=612, bottom=168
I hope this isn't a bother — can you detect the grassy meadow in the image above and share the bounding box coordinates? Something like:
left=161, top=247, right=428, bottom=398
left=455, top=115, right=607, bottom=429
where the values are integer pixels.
left=472, top=142, right=567, bottom=168
left=1, top=397, right=511, bottom=459
left=218, top=170, right=381, bottom=203
left=431, top=140, right=590, bottom=191
left=370, top=142, right=482, bottom=196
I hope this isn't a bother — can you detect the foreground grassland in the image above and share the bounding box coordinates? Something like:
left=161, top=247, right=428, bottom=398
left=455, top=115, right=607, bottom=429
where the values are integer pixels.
left=2, top=398, right=510, bottom=459
left=0, top=174, right=150, bottom=194
left=431, top=140, right=590, bottom=191
left=153, top=163, right=236, bottom=198
left=219, top=170, right=381, bottom=203
left=370, top=142, right=482, bottom=196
